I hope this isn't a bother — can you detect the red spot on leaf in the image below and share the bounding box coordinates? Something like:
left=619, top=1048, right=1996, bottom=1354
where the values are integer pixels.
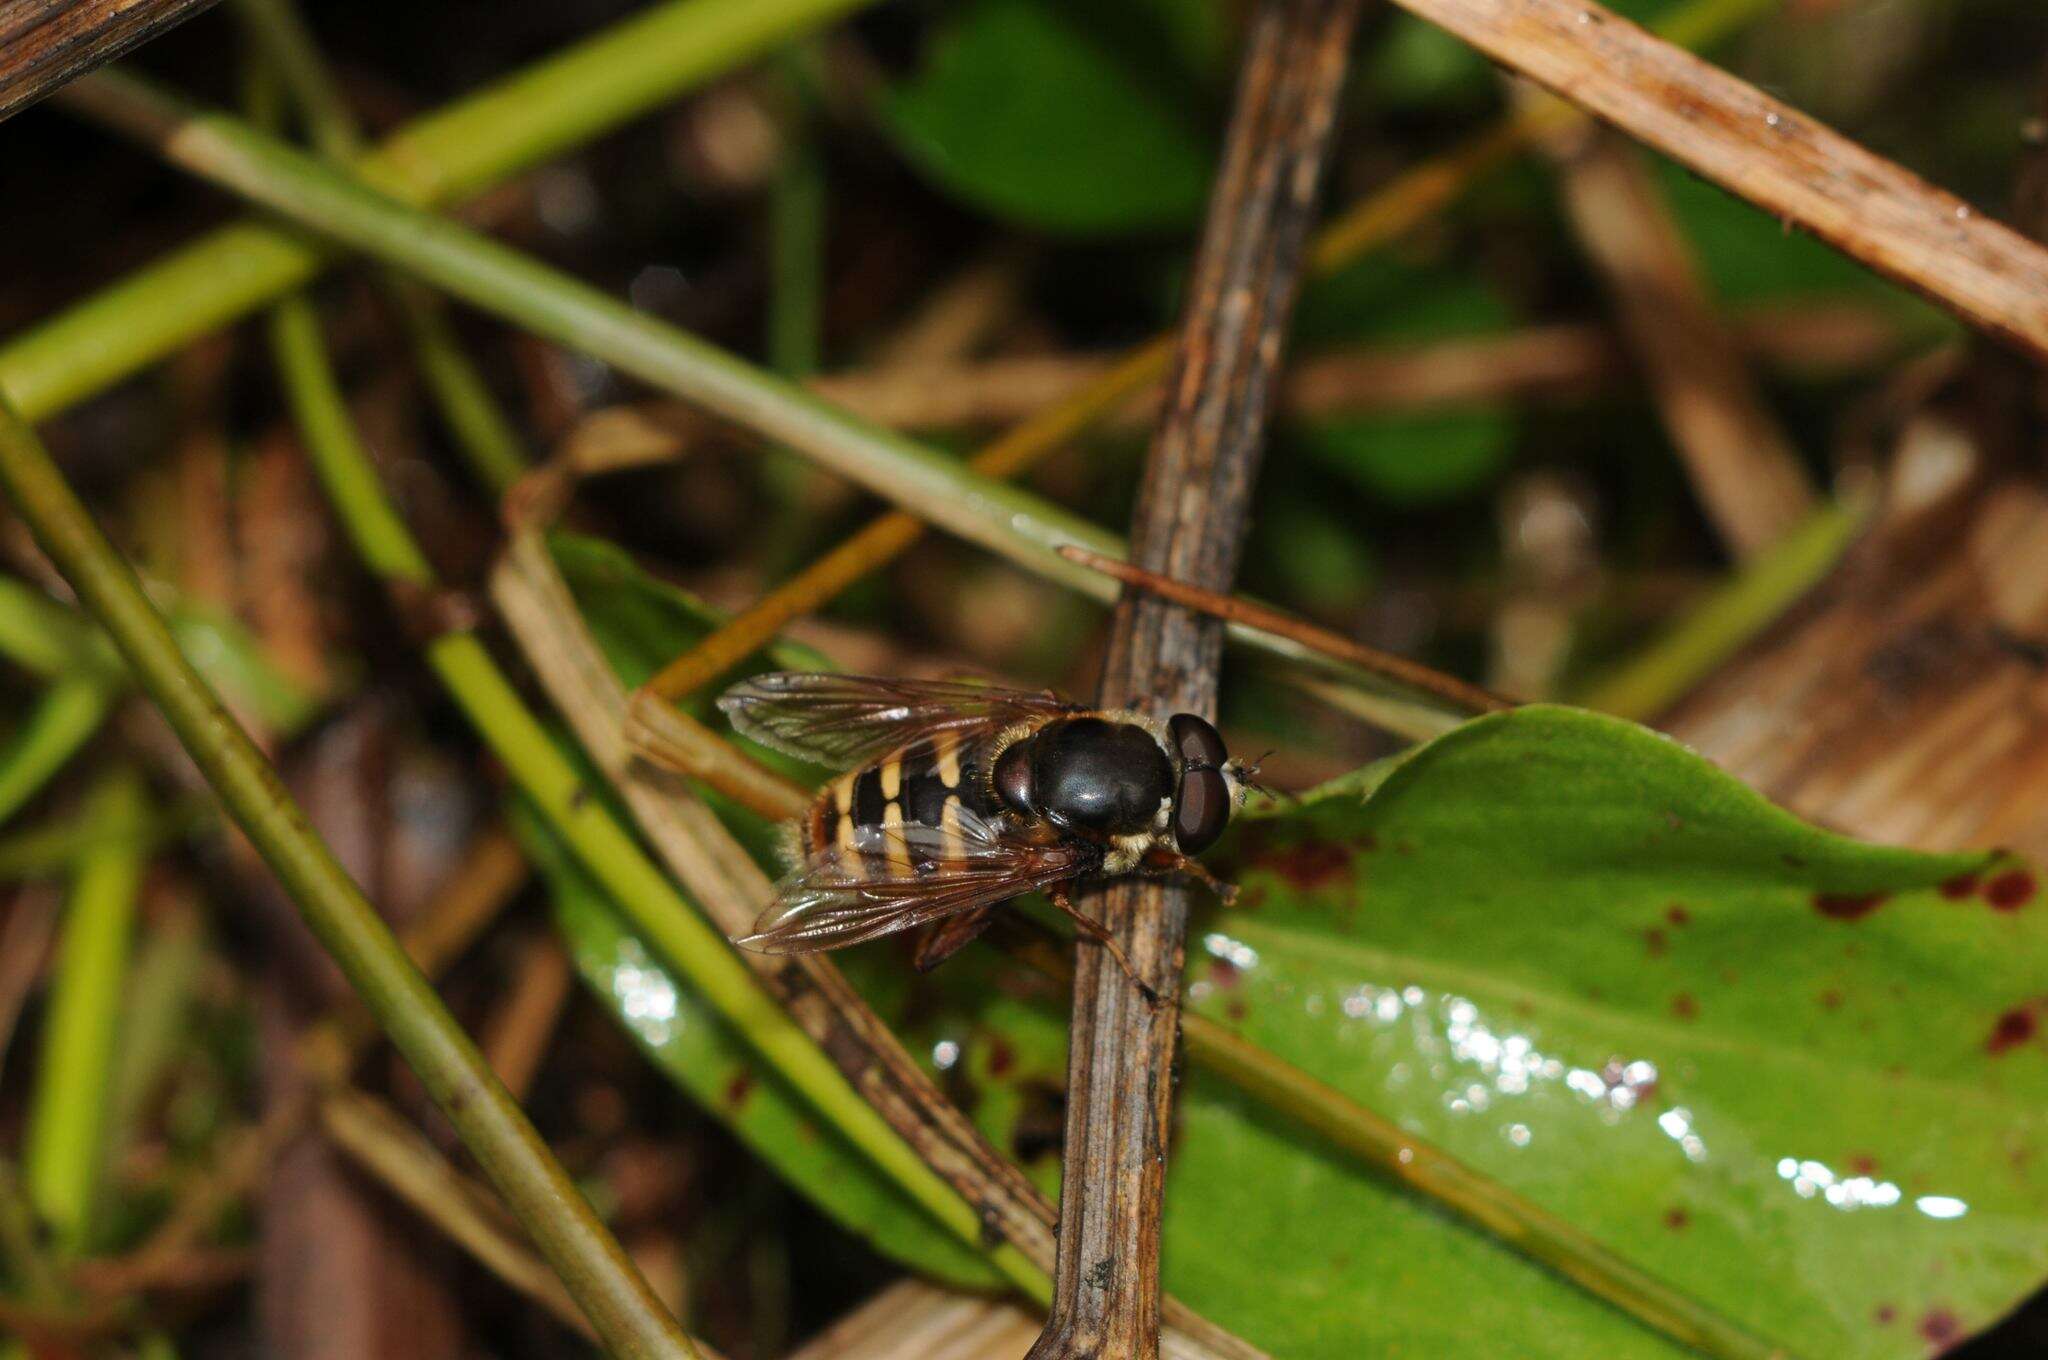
left=1814, top=891, right=1886, bottom=921
left=725, top=1073, right=755, bottom=1108
left=987, top=1038, right=1015, bottom=1078
left=1643, top=928, right=1668, bottom=957
left=1819, top=989, right=1843, bottom=1010
left=1939, top=873, right=1979, bottom=901
left=1225, top=999, right=1247, bottom=1022
left=1671, top=993, right=1698, bottom=1020
left=1985, top=870, right=2035, bottom=911
left=1661, top=1207, right=1689, bottom=1230
left=1209, top=959, right=1241, bottom=990
left=1918, top=1308, right=1962, bottom=1349
left=1665, top=905, right=1691, bottom=927
left=1875, top=1304, right=1896, bottom=1325
left=1849, top=1154, right=1878, bottom=1175
left=1986, top=1006, right=2038, bottom=1056
left=1253, top=837, right=1352, bottom=890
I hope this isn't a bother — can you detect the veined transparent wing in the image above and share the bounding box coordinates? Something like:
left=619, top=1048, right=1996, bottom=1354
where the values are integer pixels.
left=717, top=672, right=1074, bottom=771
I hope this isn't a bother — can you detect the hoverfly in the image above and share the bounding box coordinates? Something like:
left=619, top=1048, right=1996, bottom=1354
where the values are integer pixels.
left=719, top=673, right=1257, bottom=993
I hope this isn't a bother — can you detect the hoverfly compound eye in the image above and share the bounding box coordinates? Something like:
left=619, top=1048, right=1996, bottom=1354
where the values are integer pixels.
left=1168, top=714, right=1227, bottom=770
left=1174, top=767, right=1230, bottom=852
left=993, top=741, right=1036, bottom=815
left=1166, top=714, right=1231, bottom=853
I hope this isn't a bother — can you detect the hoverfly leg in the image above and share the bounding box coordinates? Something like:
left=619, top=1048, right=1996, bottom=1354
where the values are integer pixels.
left=912, top=906, right=997, bottom=973
left=1047, top=883, right=1160, bottom=1006
left=1140, top=849, right=1239, bottom=906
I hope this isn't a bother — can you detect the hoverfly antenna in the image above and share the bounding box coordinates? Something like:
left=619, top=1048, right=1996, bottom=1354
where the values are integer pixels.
left=1229, top=750, right=1290, bottom=806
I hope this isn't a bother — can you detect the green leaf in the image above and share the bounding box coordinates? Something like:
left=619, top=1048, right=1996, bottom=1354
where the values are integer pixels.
left=1167, top=706, right=2038, bottom=1358
left=1365, top=15, right=1495, bottom=112
left=1289, top=256, right=1519, bottom=504
left=521, top=804, right=1004, bottom=1291
left=881, top=0, right=1212, bottom=234
left=845, top=706, right=2037, bottom=1357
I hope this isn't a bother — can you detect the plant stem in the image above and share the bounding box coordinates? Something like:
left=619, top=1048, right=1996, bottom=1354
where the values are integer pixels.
left=235, top=0, right=533, bottom=493
left=0, top=1154, right=61, bottom=1303
left=0, top=0, right=875, bottom=423
left=0, top=392, right=698, bottom=1360
left=0, top=678, right=116, bottom=829
left=0, top=577, right=102, bottom=678
left=23, top=768, right=145, bottom=1253
left=1575, top=499, right=1867, bottom=720
left=768, top=53, right=824, bottom=384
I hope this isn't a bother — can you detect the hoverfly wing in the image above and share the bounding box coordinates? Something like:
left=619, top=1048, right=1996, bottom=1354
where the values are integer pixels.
left=736, top=803, right=1088, bottom=955
left=718, top=672, right=1075, bottom=771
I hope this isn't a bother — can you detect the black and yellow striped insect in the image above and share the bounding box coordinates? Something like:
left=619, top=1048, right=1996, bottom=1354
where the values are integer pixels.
left=718, top=673, right=1255, bottom=988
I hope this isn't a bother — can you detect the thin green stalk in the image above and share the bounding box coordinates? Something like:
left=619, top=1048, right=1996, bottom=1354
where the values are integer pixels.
left=386, top=281, right=531, bottom=493
left=258, top=233, right=1051, bottom=1302
left=1575, top=499, right=1866, bottom=720
left=0, top=1155, right=61, bottom=1302
left=230, top=0, right=359, bottom=158
left=267, top=299, right=433, bottom=583
left=0, top=0, right=875, bottom=423
left=0, top=578, right=101, bottom=679
left=0, top=798, right=203, bottom=881
left=1182, top=1016, right=1791, bottom=1360
left=768, top=56, right=824, bottom=383
left=759, top=50, right=829, bottom=571
left=0, top=678, right=116, bottom=828
left=235, top=0, right=531, bottom=493
left=55, top=70, right=1431, bottom=723
left=0, top=393, right=698, bottom=1360
left=24, top=769, right=146, bottom=1253
left=0, top=575, right=319, bottom=736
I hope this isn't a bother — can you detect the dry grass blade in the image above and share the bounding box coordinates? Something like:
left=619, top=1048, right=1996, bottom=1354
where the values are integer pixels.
left=1390, top=0, right=2048, bottom=361
left=1536, top=118, right=1816, bottom=558
left=316, top=1089, right=605, bottom=1344
left=786, top=1281, right=1039, bottom=1360
left=0, top=0, right=220, bottom=123
left=1031, top=3, right=1362, bottom=1357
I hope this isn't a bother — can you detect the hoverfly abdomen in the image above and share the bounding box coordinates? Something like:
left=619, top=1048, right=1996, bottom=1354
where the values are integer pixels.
left=804, top=728, right=1000, bottom=883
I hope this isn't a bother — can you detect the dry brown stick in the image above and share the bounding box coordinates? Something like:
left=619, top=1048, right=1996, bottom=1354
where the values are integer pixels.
left=0, top=0, right=219, bottom=124
left=315, top=1089, right=604, bottom=1344
left=1029, top=3, right=1361, bottom=1357
left=1056, top=544, right=1511, bottom=716
left=1538, top=118, right=1816, bottom=558
left=489, top=531, right=1266, bottom=1360
left=1391, top=0, right=2048, bottom=360
left=478, top=930, right=575, bottom=1102
left=865, top=242, right=1032, bottom=370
